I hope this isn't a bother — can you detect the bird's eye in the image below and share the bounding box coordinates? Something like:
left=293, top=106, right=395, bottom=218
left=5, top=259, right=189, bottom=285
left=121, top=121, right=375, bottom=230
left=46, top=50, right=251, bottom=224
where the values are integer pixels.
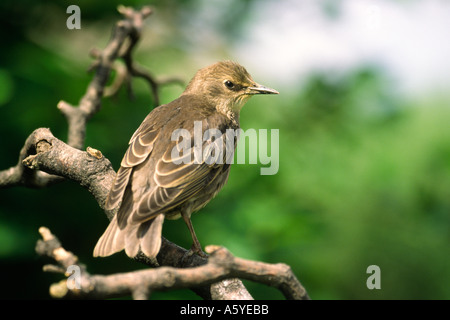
left=224, top=80, right=235, bottom=89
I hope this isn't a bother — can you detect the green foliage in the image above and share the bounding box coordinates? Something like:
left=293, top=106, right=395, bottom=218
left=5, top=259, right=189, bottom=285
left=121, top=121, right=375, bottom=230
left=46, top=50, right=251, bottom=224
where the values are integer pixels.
left=0, top=1, right=449, bottom=300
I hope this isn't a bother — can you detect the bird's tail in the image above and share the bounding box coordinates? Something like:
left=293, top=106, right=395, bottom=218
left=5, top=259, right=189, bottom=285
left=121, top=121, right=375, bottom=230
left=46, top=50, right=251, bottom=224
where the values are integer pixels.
left=93, top=215, right=124, bottom=257
left=135, top=214, right=165, bottom=258
left=93, top=214, right=165, bottom=259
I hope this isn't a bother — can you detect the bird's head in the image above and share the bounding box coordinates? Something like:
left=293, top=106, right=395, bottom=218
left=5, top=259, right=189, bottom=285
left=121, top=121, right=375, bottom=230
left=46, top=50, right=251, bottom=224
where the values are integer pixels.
left=183, top=61, right=279, bottom=118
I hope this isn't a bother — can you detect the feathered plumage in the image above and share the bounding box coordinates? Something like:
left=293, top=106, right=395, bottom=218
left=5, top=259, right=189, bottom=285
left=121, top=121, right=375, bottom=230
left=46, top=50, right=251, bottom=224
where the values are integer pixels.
left=93, top=61, right=278, bottom=258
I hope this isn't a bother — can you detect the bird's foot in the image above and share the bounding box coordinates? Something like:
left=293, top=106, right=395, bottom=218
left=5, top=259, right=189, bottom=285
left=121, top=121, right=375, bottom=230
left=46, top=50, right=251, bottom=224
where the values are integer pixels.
left=181, top=244, right=208, bottom=264
left=190, top=242, right=208, bottom=258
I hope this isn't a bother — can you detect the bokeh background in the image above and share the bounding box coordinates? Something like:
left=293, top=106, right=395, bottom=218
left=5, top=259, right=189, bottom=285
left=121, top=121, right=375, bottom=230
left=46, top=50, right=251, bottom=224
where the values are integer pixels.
left=0, top=0, right=449, bottom=299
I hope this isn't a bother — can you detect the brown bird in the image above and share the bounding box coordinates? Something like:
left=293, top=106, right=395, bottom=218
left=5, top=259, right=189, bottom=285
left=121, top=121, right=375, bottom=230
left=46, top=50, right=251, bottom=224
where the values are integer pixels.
left=93, top=61, right=278, bottom=259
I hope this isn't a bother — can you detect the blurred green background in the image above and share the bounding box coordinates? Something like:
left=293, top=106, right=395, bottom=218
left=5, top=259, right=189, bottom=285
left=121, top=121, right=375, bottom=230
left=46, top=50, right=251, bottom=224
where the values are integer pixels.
left=0, top=0, right=449, bottom=300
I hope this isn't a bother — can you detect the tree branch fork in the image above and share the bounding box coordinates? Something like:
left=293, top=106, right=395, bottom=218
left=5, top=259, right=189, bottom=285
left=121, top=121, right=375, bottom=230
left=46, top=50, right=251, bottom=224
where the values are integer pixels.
left=0, top=5, right=309, bottom=300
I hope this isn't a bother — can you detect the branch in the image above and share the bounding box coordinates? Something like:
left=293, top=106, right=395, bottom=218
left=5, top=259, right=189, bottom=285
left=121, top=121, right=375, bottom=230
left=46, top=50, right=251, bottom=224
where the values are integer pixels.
left=59, top=6, right=153, bottom=149
left=0, top=128, right=64, bottom=188
left=0, top=6, right=156, bottom=188
left=36, top=228, right=309, bottom=300
left=20, top=128, right=115, bottom=208
left=89, top=5, right=184, bottom=106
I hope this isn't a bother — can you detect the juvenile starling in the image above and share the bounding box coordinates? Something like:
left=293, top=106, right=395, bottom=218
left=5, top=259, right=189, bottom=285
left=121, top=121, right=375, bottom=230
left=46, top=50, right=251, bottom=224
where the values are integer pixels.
left=93, top=61, right=278, bottom=259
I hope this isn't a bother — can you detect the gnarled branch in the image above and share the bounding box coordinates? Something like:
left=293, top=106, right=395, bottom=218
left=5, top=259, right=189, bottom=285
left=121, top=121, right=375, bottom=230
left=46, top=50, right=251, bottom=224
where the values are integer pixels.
left=36, top=227, right=309, bottom=300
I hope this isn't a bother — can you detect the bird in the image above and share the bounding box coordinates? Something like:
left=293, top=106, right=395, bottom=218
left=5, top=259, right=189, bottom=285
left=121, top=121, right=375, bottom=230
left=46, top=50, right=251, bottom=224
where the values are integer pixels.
left=93, top=60, right=278, bottom=259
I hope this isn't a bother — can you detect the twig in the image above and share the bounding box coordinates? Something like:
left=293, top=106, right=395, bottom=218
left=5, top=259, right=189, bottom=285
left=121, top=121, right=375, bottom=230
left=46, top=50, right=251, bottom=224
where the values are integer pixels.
left=59, top=6, right=155, bottom=149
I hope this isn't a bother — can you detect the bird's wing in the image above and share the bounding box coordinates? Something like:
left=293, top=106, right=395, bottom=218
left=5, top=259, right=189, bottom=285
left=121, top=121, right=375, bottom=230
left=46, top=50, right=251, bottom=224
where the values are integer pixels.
left=130, top=119, right=234, bottom=224
left=104, top=124, right=159, bottom=211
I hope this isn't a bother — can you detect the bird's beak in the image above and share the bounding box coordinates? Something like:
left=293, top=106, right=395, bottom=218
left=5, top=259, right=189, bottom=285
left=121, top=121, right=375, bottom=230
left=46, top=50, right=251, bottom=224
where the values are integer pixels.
left=247, top=83, right=279, bottom=95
